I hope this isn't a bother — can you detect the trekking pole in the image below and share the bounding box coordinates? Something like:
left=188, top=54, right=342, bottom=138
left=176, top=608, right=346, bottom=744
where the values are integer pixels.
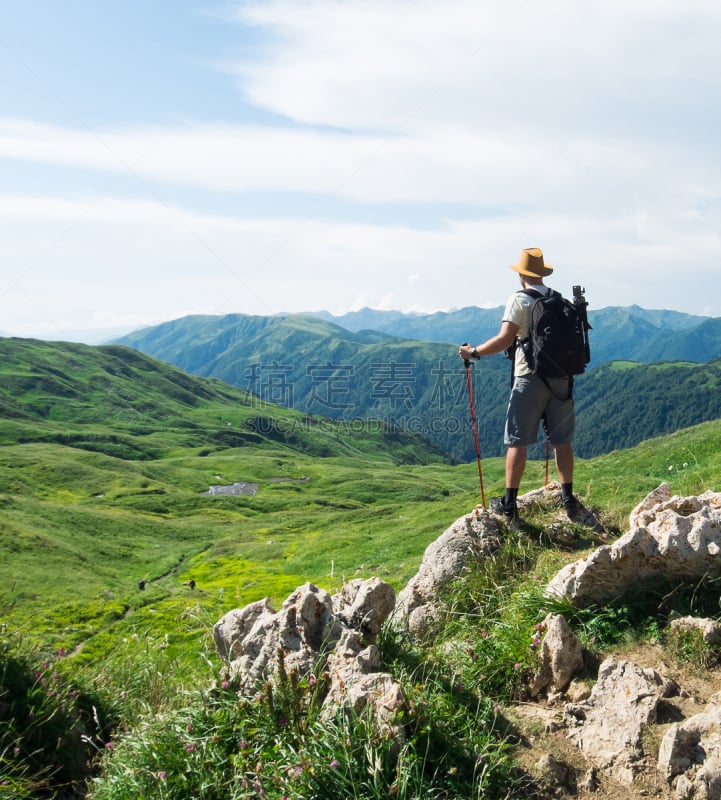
left=462, top=346, right=486, bottom=509
left=541, top=416, right=551, bottom=487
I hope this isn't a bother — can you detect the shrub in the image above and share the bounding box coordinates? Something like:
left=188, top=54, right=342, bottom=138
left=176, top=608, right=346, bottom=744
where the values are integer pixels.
left=0, top=636, right=111, bottom=798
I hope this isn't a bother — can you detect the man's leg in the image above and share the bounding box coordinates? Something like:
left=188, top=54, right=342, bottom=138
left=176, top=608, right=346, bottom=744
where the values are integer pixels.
left=554, top=442, right=580, bottom=517
left=544, top=379, right=577, bottom=517
left=554, top=443, right=573, bottom=484
left=501, top=376, right=538, bottom=522
left=498, top=446, right=527, bottom=523
left=506, top=445, right=527, bottom=489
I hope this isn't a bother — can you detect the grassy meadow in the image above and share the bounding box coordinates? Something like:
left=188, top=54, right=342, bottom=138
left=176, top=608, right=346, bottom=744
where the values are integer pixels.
left=2, top=337, right=721, bottom=798
left=7, top=400, right=718, bottom=673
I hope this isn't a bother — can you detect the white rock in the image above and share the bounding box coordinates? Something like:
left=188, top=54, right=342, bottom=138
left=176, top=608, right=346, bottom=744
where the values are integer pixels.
left=547, top=484, right=721, bottom=606
left=658, top=692, right=721, bottom=796
left=214, top=578, right=404, bottom=742
left=394, top=508, right=501, bottom=639
left=529, top=613, right=584, bottom=697
left=565, top=658, right=667, bottom=785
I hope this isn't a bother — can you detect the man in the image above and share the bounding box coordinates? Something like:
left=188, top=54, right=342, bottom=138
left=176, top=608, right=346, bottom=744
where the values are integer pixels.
left=458, top=247, right=580, bottom=524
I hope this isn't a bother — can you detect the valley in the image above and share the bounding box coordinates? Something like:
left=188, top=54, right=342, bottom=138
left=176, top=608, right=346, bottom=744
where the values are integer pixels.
left=2, top=334, right=721, bottom=799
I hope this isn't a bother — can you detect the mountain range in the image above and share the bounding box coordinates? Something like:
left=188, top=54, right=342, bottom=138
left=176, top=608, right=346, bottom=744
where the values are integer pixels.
left=314, top=304, right=721, bottom=364
left=111, top=306, right=721, bottom=462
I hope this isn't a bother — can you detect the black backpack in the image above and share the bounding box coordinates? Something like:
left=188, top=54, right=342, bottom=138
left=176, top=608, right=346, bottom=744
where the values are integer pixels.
left=515, top=287, right=590, bottom=379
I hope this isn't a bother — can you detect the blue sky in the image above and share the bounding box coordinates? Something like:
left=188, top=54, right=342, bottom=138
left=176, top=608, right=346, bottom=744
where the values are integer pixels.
left=1, top=0, right=720, bottom=342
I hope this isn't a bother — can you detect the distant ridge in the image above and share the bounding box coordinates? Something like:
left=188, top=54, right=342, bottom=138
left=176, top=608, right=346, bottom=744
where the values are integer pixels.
left=309, top=305, right=719, bottom=364
left=112, top=312, right=721, bottom=461
left=0, top=336, right=446, bottom=465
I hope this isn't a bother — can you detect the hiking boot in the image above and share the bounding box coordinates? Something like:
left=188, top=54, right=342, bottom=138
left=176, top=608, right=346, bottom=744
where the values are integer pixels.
left=490, top=496, right=522, bottom=531
left=562, top=494, right=583, bottom=522
left=562, top=496, right=606, bottom=532
left=490, top=495, right=515, bottom=517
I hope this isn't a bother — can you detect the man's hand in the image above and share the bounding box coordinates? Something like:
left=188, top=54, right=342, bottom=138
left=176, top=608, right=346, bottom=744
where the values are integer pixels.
left=459, top=344, right=476, bottom=361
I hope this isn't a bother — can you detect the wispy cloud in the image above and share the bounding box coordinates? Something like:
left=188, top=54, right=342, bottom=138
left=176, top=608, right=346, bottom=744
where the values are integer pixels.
left=0, top=116, right=711, bottom=216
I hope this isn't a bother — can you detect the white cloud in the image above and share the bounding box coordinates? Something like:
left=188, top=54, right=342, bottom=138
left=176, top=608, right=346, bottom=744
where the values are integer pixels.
left=226, top=0, right=721, bottom=137
left=2, top=190, right=719, bottom=343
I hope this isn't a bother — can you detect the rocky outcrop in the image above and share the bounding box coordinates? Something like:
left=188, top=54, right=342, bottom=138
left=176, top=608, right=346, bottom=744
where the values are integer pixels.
left=213, top=578, right=404, bottom=739
left=534, top=485, right=721, bottom=797
left=546, top=483, right=721, bottom=606
left=213, top=483, right=721, bottom=798
left=516, top=646, right=721, bottom=798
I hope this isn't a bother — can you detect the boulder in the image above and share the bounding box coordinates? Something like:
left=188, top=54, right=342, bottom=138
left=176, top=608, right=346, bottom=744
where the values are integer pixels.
left=564, top=658, right=672, bottom=785
left=528, top=613, right=585, bottom=698
left=394, top=507, right=501, bottom=639
left=546, top=483, right=721, bottom=606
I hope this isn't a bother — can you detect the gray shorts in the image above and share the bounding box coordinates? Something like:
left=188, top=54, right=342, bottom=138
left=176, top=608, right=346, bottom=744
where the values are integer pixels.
left=504, top=375, right=575, bottom=447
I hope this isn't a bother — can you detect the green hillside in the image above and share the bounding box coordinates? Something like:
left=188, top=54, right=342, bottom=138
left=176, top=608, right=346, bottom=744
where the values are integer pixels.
left=0, top=336, right=444, bottom=462
left=2, top=337, right=721, bottom=799
left=0, top=337, right=460, bottom=661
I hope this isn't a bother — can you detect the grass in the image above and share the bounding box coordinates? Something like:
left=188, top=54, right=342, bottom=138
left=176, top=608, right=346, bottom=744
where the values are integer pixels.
left=0, top=436, right=496, bottom=662
left=83, top=648, right=525, bottom=800
left=2, top=404, right=719, bottom=667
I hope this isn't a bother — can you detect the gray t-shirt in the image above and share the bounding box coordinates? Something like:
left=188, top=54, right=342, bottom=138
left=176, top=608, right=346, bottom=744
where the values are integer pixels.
left=502, top=285, right=553, bottom=377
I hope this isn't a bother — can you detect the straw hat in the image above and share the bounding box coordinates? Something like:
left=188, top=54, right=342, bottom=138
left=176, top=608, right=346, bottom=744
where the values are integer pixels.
left=509, top=247, right=553, bottom=277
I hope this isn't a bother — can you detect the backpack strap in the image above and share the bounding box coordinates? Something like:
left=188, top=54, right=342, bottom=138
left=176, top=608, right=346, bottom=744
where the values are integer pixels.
left=506, top=289, right=543, bottom=388
left=506, top=288, right=543, bottom=384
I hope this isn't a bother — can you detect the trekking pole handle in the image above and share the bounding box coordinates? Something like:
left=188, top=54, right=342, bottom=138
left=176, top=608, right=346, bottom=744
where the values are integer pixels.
left=461, top=342, right=471, bottom=368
